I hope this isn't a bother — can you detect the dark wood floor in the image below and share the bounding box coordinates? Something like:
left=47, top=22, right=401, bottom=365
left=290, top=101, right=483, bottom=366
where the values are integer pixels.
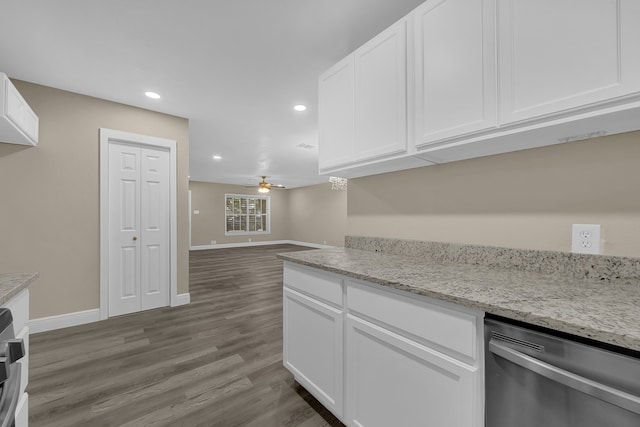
left=29, top=244, right=345, bottom=427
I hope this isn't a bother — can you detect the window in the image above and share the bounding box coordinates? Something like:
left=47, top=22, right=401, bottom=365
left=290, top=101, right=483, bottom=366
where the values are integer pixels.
left=225, top=194, right=270, bottom=235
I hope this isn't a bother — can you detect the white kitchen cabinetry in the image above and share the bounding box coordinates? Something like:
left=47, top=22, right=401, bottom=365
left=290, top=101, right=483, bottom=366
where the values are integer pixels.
left=353, top=19, right=407, bottom=162
left=345, top=280, right=483, bottom=427
left=413, top=0, right=497, bottom=147
left=0, top=73, right=38, bottom=146
left=282, top=263, right=484, bottom=427
left=318, top=0, right=640, bottom=177
left=498, top=0, right=640, bottom=125
left=318, top=57, right=355, bottom=170
left=3, top=289, right=30, bottom=427
left=282, top=263, right=344, bottom=419
left=318, top=19, right=425, bottom=177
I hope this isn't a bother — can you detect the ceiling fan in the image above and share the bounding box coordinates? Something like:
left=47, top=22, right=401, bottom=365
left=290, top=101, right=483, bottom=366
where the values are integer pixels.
left=250, top=176, right=286, bottom=193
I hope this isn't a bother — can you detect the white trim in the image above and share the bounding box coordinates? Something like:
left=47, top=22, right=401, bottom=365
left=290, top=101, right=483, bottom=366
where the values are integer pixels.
left=29, top=293, right=190, bottom=333
left=173, top=293, right=191, bottom=306
left=190, top=240, right=334, bottom=250
left=29, top=309, right=101, bottom=334
left=99, top=128, right=178, bottom=321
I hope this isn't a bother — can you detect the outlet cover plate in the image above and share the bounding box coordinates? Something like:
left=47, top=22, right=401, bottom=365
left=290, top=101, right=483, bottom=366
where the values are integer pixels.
left=571, top=224, right=601, bottom=254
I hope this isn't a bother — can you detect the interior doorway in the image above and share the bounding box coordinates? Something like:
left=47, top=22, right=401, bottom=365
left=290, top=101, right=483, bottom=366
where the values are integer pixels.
left=99, top=128, right=178, bottom=318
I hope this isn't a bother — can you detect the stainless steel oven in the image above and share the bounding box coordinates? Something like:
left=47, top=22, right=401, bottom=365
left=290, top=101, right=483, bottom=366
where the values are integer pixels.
left=485, top=316, right=640, bottom=427
left=0, top=309, right=24, bottom=427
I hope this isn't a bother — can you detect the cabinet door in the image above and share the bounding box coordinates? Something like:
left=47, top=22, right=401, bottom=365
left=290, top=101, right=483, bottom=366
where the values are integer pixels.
left=414, top=0, right=497, bottom=147
left=498, top=0, right=640, bottom=124
left=354, top=19, right=408, bottom=161
left=318, top=56, right=355, bottom=170
left=283, top=288, right=344, bottom=419
left=346, top=314, right=481, bottom=427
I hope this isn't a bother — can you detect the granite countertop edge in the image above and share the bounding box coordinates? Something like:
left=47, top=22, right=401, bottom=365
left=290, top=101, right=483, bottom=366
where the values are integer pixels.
left=278, top=249, right=640, bottom=353
left=0, top=273, right=39, bottom=305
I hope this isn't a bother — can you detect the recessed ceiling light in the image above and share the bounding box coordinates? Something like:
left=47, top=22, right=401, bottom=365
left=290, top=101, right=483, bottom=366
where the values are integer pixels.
left=212, top=155, right=222, bottom=160
left=145, top=91, right=161, bottom=99
left=293, top=104, right=307, bottom=112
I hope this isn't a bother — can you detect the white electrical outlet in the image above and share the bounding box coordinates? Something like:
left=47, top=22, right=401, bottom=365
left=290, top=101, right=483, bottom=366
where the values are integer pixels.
left=571, top=224, right=601, bottom=254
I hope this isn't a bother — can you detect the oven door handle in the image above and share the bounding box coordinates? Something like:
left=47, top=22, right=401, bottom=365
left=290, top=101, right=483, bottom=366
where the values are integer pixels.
left=489, top=339, right=640, bottom=415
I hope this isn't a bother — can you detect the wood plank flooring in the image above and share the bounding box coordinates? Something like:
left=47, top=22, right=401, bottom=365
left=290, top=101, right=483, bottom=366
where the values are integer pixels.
left=29, top=244, right=345, bottom=427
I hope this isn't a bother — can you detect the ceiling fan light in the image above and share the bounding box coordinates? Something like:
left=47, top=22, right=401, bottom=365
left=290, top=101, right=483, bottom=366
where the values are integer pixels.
left=258, top=187, right=269, bottom=193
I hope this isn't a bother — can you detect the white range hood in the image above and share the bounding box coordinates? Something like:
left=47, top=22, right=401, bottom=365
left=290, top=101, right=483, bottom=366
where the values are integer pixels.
left=0, top=73, right=38, bottom=146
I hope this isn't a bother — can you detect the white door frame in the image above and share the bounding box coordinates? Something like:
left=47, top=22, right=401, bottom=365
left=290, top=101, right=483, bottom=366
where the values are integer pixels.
left=99, top=128, right=178, bottom=320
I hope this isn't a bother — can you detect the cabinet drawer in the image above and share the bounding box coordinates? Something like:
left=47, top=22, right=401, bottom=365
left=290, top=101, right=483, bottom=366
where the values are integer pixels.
left=3, top=289, right=29, bottom=334
left=347, top=280, right=479, bottom=361
left=284, top=263, right=343, bottom=308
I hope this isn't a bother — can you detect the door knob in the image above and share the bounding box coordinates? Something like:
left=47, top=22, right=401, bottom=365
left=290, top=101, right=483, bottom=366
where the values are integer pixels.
left=133, top=236, right=138, bottom=241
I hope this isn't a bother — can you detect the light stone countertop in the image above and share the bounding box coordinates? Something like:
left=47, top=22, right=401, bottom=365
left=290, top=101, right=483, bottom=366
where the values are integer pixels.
left=278, top=247, right=640, bottom=352
left=0, top=273, right=38, bottom=305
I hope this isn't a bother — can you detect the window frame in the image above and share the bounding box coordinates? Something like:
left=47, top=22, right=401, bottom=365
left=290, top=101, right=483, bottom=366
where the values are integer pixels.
left=224, top=193, right=271, bottom=236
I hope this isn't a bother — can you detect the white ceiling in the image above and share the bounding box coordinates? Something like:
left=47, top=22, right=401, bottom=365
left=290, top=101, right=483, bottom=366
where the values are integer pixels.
left=0, top=0, right=425, bottom=188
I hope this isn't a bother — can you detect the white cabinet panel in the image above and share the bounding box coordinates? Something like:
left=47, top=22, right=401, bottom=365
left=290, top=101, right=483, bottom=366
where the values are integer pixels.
left=283, top=288, right=344, bottom=419
left=354, top=19, right=407, bottom=161
left=15, top=392, right=28, bottom=427
left=0, top=73, right=38, bottom=146
left=347, top=280, right=478, bottom=362
left=498, top=0, right=640, bottom=124
left=4, top=290, right=29, bottom=333
left=318, top=57, right=355, bottom=170
left=283, top=262, right=343, bottom=307
left=414, top=0, right=497, bottom=146
left=346, top=315, right=480, bottom=427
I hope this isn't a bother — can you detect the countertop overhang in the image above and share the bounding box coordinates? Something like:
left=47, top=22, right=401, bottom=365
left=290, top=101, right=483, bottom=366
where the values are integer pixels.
left=279, top=247, right=640, bottom=352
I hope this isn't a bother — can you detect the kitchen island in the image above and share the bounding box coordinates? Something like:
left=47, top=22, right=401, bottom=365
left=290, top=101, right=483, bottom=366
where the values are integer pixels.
left=279, top=239, right=640, bottom=352
left=278, top=237, right=640, bottom=427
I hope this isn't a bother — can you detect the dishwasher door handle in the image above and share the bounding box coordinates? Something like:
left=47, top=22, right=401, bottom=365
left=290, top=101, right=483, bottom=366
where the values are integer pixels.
left=489, top=339, right=640, bottom=415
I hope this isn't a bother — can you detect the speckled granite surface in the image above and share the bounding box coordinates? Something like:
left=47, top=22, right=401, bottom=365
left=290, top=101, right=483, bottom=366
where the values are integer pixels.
left=345, top=236, right=640, bottom=282
left=278, top=247, right=640, bottom=352
left=0, top=273, right=38, bottom=305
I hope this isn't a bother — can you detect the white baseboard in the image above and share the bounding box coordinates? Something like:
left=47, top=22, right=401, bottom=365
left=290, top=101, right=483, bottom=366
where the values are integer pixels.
left=190, top=240, right=334, bottom=251
left=173, top=293, right=191, bottom=306
left=30, top=294, right=191, bottom=334
left=29, top=308, right=101, bottom=334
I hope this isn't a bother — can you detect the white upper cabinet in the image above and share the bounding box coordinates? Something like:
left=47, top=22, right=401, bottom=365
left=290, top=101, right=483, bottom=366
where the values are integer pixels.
left=354, top=19, right=408, bottom=161
left=318, top=18, right=410, bottom=173
left=318, top=57, right=355, bottom=170
left=0, top=73, right=39, bottom=146
left=414, top=0, right=497, bottom=147
left=318, top=0, right=640, bottom=177
left=498, top=0, right=640, bottom=124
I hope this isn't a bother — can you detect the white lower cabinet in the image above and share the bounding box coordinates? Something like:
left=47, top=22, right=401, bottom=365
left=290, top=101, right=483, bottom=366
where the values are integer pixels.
left=2, top=289, right=30, bottom=427
left=283, top=264, right=344, bottom=419
left=346, top=314, right=478, bottom=427
left=15, top=393, right=28, bottom=427
left=283, top=263, right=484, bottom=427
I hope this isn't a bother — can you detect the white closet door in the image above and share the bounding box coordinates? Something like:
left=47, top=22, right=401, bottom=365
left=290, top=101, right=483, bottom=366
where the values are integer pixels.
left=108, top=142, right=169, bottom=316
left=140, top=146, right=170, bottom=311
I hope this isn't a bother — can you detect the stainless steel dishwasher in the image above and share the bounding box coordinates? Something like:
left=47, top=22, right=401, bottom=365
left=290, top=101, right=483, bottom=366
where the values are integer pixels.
left=485, top=317, right=640, bottom=427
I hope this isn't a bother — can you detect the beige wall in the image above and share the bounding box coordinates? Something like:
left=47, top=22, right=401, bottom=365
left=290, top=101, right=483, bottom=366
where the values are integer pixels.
left=189, top=181, right=291, bottom=246
left=189, top=181, right=347, bottom=247
left=0, top=80, right=190, bottom=319
left=348, top=131, right=640, bottom=257
left=288, top=182, right=347, bottom=247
